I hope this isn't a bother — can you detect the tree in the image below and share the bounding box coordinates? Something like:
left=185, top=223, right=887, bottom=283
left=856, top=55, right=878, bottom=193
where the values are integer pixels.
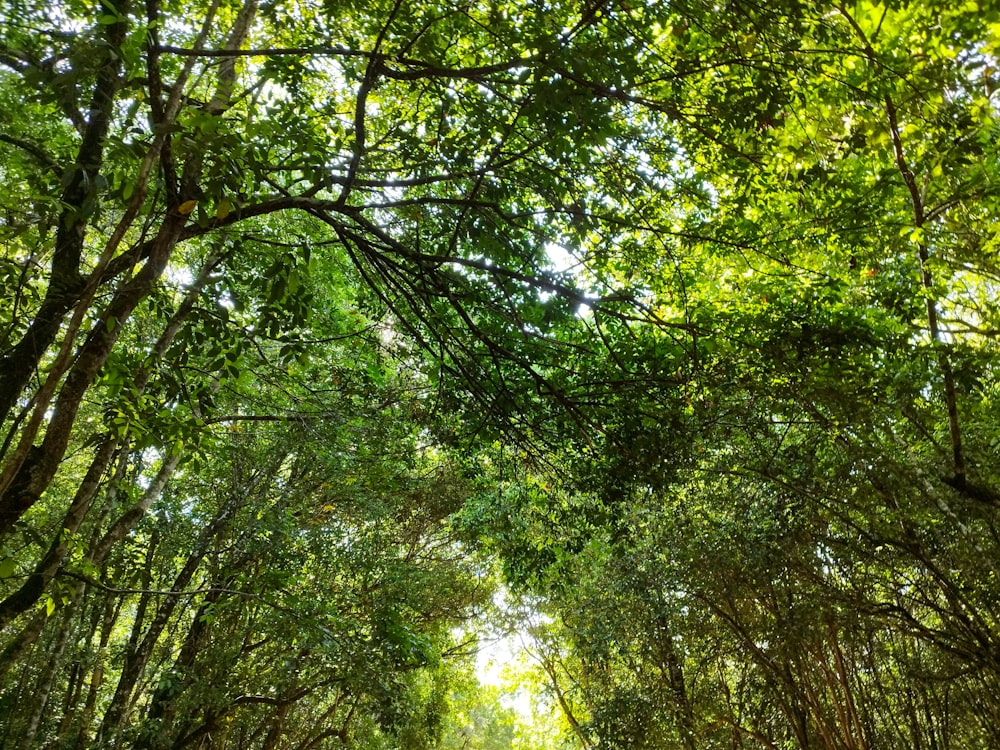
left=455, top=2, right=1000, bottom=748
left=4, top=0, right=1000, bottom=747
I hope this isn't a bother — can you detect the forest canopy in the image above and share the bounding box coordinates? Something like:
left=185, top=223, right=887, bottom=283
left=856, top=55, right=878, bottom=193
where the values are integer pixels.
left=2, top=0, right=1000, bottom=747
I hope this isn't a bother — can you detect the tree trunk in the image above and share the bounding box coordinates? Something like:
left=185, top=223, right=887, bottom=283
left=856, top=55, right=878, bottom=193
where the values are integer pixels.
left=0, top=0, right=130, bottom=426
left=139, top=584, right=229, bottom=750
left=98, top=492, right=241, bottom=743
left=73, top=594, right=124, bottom=750
left=17, top=600, right=77, bottom=749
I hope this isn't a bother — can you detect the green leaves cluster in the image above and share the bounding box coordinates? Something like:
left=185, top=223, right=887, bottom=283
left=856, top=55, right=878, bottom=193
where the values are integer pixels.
left=2, top=0, right=1000, bottom=747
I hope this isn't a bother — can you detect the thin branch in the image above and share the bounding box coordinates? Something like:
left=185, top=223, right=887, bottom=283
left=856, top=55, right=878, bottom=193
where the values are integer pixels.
left=62, top=570, right=250, bottom=599
left=0, top=134, right=62, bottom=177
left=156, top=42, right=533, bottom=80
left=837, top=2, right=966, bottom=490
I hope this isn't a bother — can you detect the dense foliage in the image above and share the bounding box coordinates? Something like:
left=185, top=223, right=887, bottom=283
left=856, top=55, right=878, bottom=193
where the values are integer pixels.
left=2, top=0, right=1000, bottom=747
